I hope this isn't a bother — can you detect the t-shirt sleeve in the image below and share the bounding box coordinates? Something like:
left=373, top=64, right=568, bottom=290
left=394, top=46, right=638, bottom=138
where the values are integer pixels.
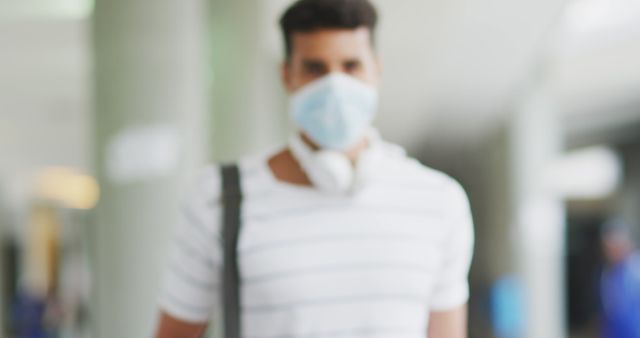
left=157, top=166, right=223, bottom=323
left=429, top=179, right=475, bottom=311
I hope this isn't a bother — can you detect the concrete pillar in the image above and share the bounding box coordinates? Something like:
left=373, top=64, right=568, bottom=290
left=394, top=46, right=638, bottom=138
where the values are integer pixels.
left=0, top=232, right=4, bottom=338
left=618, top=145, right=640, bottom=239
left=208, top=0, right=289, bottom=161
left=91, top=0, right=209, bottom=336
left=509, top=83, right=567, bottom=338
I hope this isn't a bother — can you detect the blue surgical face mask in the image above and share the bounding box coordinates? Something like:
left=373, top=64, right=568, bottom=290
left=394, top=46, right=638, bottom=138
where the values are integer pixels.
left=289, top=73, right=378, bottom=150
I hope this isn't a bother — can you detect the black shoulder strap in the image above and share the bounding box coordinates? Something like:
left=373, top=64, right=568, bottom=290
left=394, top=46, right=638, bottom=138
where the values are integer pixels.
left=220, top=164, right=242, bottom=338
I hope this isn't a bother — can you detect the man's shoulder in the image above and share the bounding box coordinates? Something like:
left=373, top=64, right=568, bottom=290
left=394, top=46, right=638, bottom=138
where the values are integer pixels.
left=378, top=141, right=464, bottom=194
left=185, top=151, right=274, bottom=202
left=179, top=164, right=223, bottom=210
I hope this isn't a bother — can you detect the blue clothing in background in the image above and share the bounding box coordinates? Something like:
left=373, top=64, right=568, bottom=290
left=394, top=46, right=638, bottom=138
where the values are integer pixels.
left=490, top=275, right=525, bottom=338
left=12, top=291, right=50, bottom=338
left=601, top=252, right=640, bottom=338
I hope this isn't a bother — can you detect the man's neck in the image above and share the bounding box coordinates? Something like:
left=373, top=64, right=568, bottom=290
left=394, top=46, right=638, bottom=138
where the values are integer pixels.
left=300, top=132, right=369, bottom=163
left=267, top=148, right=312, bottom=186
left=267, top=133, right=370, bottom=187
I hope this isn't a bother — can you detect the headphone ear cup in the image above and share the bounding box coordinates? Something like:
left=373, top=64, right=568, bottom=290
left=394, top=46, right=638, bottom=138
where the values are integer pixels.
left=289, top=134, right=356, bottom=194
left=312, top=151, right=354, bottom=194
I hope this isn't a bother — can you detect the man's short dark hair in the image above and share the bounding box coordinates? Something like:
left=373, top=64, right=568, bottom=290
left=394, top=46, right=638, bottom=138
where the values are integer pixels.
left=601, top=217, right=636, bottom=244
left=279, top=0, right=378, bottom=60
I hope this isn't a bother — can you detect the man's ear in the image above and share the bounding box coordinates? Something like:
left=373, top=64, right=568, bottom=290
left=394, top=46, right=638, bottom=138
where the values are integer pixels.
left=374, top=56, right=383, bottom=83
left=281, top=62, right=294, bottom=93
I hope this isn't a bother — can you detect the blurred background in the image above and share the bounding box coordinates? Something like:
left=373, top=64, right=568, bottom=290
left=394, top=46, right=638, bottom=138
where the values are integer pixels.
left=1, top=0, right=640, bottom=337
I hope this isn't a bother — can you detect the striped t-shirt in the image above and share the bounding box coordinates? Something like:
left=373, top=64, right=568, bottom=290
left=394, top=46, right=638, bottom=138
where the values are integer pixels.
left=159, top=141, right=474, bottom=338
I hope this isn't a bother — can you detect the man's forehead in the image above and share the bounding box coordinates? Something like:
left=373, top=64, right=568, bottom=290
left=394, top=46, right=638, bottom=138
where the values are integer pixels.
left=292, top=27, right=371, bottom=39
left=290, top=27, right=372, bottom=56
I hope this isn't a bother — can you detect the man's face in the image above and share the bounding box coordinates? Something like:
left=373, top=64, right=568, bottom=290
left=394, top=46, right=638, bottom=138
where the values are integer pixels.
left=603, top=234, right=633, bottom=265
left=282, top=27, right=381, bottom=93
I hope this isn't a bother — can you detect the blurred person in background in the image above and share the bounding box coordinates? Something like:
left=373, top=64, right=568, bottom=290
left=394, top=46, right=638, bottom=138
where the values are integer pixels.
left=154, top=0, right=474, bottom=337
left=600, top=218, right=640, bottom=338
left=12, top=204, right=62, bottom=338
left=490, top=275, right=524, bottom=338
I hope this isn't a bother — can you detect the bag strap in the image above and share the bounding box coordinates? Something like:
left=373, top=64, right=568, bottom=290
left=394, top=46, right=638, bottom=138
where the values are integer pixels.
left=220, top=164, right=243, bottom=338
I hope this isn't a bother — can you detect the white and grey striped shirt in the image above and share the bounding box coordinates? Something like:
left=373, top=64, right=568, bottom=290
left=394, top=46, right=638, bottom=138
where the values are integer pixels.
left=159, top=143, right=474, bottom=338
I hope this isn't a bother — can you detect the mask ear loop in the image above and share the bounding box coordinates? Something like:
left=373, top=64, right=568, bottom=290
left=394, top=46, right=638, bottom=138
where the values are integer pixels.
left=288, top=133, right=355, bottom=194
left=352, top=128, right=382, bottom=192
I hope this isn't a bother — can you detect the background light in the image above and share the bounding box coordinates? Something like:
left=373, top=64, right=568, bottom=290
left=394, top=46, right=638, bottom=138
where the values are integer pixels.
left=35, top=167, right=100, bottom=210
left=546, top=146, right=622, bottom=199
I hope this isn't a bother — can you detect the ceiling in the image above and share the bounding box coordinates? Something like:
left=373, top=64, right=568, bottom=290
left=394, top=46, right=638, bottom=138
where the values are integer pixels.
left=372, top=0, right=568, bottom=150
left=1, top=0, right=640, bottom=180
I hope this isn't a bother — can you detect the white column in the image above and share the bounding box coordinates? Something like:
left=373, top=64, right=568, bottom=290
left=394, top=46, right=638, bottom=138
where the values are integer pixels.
left=510, top=83, right=567, bottom=338
left=0, top=231, right=3, bottom=338
left=618, top=146, right=640, bottom=232
left=91, top=0, right=209, bottom=336
left=208, top=0, right=289, bottom=162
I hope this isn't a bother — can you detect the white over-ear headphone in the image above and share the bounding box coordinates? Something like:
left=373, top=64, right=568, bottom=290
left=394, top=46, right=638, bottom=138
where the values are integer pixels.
left=289, top=133, right=355, bottom=194
left=288, top=129, right=387, bottom=195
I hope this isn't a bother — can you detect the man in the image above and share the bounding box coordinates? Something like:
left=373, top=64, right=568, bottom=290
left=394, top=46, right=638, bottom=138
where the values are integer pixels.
left=600, top=218, right=640, bottom=338
left=154, top=0, right=474, bottom=337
